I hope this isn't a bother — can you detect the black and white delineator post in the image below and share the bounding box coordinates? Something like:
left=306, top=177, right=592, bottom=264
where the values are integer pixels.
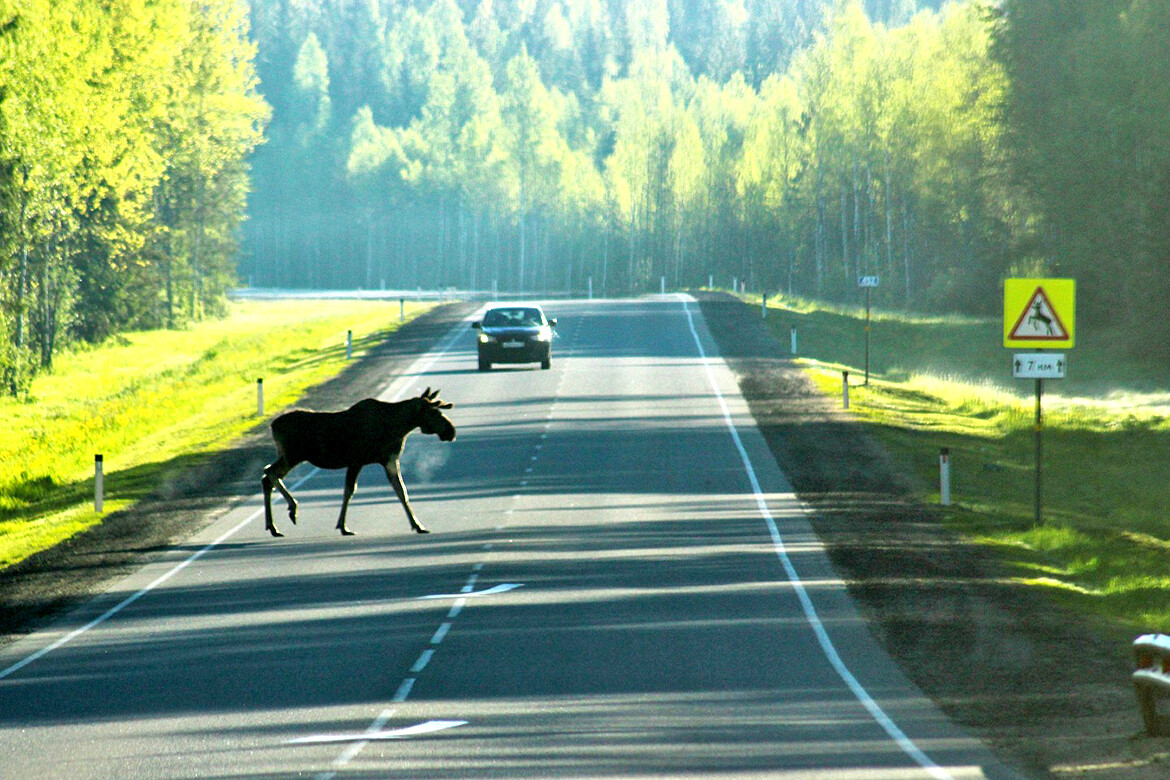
left=94, top=454, right=104, bottom=513
left=939, top=448, right=951, bottom=506
left=1133, top=634, right=1170, bottom=736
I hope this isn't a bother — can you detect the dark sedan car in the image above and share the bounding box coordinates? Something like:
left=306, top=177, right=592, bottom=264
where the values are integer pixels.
left=471, top=304, right=557, bottom=371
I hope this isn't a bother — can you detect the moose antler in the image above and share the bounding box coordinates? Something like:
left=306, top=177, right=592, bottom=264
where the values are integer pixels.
left=421, top=387, right=452, bottom=409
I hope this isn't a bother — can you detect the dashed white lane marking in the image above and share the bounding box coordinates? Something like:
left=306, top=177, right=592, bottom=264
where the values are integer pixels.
left=392, top=678, right=415, bottom=703
left=410, top=650, right=434, bottom=673
left=430, top=622, right=452, bottom=645
left=679, top=296, right=949, bottom=780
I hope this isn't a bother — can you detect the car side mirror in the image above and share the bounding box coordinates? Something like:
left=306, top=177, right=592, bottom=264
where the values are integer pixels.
left=471, top=321, right=481, bottom=330
left=548, top=318, right=558, bottom=327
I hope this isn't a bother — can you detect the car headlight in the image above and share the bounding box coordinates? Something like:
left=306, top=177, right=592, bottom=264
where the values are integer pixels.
left=535, top=327, right=552, bottom=342
left=478, top=333, right=495, bottom=344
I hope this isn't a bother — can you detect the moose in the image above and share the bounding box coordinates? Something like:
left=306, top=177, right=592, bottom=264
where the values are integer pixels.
left=261, top=388, right=456, bottom=537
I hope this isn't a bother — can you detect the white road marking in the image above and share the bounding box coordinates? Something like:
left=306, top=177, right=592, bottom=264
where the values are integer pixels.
left=418, top=583, right=524, bottom=600
left=0, top=309, right=475, bottom=682
left=430, top=622, right=452, bottom=645
left=291, top=720, right=468, bottom=745
left=679, top=296, right=950, bottom=780
left=0, top=472, right=316, bottom=682
left=392, top=678, right=415, bottom=703
left=410, top=649, right=434, bottom=673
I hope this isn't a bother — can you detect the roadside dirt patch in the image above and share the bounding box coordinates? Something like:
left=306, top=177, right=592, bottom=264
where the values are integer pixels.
left=2, top=294, right=1165, bottom=776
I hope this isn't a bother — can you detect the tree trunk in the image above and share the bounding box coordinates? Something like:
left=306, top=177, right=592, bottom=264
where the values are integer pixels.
left=14, top=185, right=29, bottom=350
left=841, top=189, right=850, bottom=290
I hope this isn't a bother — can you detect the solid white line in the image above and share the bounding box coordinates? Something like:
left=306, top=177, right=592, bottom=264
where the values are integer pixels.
left=0, top=469, right=319, bottom=682
left=0, top=308, right=474, bottom=682
left=679, top=296, right=950, bottom=780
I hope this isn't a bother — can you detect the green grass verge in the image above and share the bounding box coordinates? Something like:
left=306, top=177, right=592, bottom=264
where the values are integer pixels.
left=0, top=299, right=436, bottom=571
left=754, top=291, right=1170, bottom=632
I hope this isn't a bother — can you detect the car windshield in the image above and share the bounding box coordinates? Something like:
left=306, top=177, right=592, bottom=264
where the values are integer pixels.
left=483, top=308, right=544, bottom=328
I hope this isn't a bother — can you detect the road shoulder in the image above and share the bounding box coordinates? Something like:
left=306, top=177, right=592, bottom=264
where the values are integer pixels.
left=695, top=291, right=1161, bottom=778
left=0, top=301, right=479, bottom=645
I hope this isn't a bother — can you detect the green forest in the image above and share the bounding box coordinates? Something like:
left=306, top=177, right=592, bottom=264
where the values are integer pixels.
left=3, top=0, right=1170, bottom=395
left=0, top=0, right=267, bottom=393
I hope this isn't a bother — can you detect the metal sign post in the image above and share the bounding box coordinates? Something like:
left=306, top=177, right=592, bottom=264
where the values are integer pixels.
left=1005, top=278, right=1076, bottom=526
left=1034, top=378, right=1043, bottom=526
left=858, top=276, right=879, bottom=385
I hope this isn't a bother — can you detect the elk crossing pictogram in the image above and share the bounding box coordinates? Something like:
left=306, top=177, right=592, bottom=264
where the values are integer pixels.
left=1003, top=279, right=1075, bottom=348
left=1010, top=288, right=1067, bottom=340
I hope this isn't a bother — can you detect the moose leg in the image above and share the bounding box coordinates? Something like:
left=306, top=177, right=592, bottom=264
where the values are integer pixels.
left=384, top=461, right=428, bottom=534
left=262, top=458, right=297, bottom=537
left=336, top=465, right=360, bottom=536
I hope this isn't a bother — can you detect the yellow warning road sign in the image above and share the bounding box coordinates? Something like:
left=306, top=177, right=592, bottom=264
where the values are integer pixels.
left=1004, top=278, right=1075, bottom=348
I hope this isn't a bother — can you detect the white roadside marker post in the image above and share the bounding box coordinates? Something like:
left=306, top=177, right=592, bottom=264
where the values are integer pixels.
left=94, top=454, right=104, bottom=513
left=940, top=448, right=951, bottom=506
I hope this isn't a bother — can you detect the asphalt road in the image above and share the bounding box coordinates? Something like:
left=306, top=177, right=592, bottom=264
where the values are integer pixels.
left=0, top=296, right=1016, bottom=778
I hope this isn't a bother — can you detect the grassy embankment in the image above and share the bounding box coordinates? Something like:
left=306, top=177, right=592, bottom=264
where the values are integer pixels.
left=754, top=292, right=1170, bottom=632
left=0, top=299, right=435, bottom=571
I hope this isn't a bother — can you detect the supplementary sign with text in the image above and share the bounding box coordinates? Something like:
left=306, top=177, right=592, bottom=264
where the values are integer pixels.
left=1012, top=353, right=1066, bottom=379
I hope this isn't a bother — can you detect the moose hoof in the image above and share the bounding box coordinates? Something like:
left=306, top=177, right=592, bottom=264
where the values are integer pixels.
left=413, top=526, right=430, bottom=534
left=339, top=528, right=355, bottom=536
left=288, top=510, right=298, bottom=525
left=267, top=527, right=284, bottom=538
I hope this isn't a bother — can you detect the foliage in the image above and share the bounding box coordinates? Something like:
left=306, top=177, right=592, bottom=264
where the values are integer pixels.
left=0, top=0, right=268, bottom=392
left=992, top=0, right=1170, bottom=359
left=244, top=0, right=1014, bottom=314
